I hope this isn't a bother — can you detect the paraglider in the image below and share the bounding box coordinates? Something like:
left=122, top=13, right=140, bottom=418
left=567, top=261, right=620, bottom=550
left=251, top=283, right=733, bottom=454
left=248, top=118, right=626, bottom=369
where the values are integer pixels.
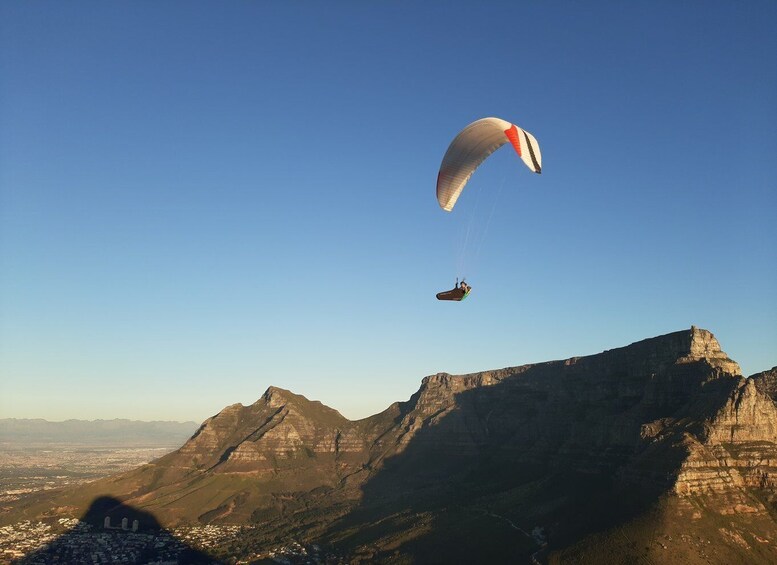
left=435, top=117, right=541, bottom=300
left=436, top=279, right=471, bottom=301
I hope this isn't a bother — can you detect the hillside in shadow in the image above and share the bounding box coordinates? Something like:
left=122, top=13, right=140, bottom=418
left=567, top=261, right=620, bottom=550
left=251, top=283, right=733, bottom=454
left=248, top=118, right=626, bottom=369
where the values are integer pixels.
left=17, top=497, right=218, bottom=564
left=319, top=340, right=743, bottom=563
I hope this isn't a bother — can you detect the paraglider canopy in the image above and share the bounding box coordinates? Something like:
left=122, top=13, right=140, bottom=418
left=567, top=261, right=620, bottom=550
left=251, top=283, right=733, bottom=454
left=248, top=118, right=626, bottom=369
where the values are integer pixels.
left=436, top=117, right=542, bottom=212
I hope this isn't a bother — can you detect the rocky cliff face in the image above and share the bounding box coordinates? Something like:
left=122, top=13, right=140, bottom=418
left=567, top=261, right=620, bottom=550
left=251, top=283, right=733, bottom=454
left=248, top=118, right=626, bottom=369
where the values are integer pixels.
left=9, top=327, right=776, bottom=564
left=674, top=374, right=777, bottom=499
left=107, top=327, right=775, bottom=515
left=361, top=327, right=751, bottom=484
left=91, top=328, right=772, bottom=500
left=753, top=367, right=777, bottom=400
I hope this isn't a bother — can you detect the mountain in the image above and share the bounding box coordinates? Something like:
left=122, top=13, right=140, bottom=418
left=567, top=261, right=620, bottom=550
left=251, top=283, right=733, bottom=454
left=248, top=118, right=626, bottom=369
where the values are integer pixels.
left=5, top=327, right=777, bottom=564
left=0, top=419, right=199, bottom=448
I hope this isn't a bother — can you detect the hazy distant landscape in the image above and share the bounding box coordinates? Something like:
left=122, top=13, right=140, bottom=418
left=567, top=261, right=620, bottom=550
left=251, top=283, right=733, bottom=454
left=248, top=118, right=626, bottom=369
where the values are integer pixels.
left=0, top=419, right=198, bottom=449
left=0, top=419, right=197, bottom=506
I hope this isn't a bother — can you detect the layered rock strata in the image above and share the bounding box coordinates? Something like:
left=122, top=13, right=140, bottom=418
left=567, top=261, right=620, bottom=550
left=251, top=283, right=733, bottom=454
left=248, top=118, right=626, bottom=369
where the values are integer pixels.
left=145, top=326, right=775, bottom=505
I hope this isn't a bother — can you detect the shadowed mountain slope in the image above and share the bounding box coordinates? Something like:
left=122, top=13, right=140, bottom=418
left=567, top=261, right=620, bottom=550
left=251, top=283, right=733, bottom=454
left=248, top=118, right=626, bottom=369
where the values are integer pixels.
left=5, top=327, right=777, bottom=563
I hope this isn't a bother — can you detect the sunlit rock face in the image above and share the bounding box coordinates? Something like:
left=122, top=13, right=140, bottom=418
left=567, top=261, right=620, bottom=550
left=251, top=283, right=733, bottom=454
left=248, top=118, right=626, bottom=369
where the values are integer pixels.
left=673, top=376, right=777, bottom=497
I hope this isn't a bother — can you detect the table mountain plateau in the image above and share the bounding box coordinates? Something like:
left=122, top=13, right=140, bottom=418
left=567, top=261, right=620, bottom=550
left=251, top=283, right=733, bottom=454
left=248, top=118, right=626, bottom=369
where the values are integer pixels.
left=5, top=327, right=777, bottom=564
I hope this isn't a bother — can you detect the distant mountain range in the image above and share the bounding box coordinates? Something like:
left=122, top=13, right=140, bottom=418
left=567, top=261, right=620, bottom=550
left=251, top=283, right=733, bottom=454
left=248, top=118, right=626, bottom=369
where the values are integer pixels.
left=0, top=418, right=199, bottom=448
left=5, top=327, right=777, bottom=564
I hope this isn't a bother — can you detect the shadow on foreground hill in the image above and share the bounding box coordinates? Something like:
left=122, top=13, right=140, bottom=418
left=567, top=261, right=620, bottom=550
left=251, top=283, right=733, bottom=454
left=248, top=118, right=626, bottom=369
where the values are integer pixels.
left=17, top=496, right=218, bottom=564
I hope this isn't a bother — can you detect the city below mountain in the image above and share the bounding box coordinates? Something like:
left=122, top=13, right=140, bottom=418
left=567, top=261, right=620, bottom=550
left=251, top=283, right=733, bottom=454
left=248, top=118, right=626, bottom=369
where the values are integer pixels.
left=4, top=327, right=777, bottom=564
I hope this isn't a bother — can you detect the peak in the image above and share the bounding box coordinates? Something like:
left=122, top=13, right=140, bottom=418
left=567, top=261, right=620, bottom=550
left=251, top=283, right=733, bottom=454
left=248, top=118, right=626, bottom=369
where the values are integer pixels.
left=630, top=325, right=718, bottom=349
left=261, top=385, right=329, bottom=405
left=688, top=325, right=722, bottom=354
left=258, top=387, right=346, bottom=419
left=616, top=326, right=741, bottom=376
left=422, top=372, right=451, bottom=384
left=261, top=386, right=295, bottom=404
left=685, top=327, right=741, bottom=375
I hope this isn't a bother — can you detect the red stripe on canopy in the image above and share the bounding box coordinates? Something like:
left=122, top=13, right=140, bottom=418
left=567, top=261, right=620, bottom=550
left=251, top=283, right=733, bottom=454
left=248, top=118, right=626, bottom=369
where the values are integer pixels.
left=503, top=124, right=522, bottom=157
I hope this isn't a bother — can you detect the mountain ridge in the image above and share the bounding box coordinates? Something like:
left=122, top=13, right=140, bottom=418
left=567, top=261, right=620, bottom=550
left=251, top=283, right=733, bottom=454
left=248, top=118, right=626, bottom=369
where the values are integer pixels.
left=5, top=327, right=777, bottom=563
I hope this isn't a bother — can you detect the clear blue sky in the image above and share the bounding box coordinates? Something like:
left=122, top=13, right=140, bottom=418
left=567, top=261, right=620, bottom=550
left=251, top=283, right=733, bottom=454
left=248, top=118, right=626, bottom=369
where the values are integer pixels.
left=1, top=2, right=775, bottom=422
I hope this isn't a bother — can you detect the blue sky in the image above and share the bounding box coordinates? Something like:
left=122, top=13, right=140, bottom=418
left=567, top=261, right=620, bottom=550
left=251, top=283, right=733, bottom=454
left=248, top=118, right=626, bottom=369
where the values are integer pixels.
left=1, top=2, right=775, bottom=422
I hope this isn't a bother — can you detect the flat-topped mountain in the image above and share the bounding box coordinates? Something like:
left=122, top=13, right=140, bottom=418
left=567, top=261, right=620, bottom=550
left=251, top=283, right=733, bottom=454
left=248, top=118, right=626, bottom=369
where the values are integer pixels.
left=6, top=328, right=777, bottom=563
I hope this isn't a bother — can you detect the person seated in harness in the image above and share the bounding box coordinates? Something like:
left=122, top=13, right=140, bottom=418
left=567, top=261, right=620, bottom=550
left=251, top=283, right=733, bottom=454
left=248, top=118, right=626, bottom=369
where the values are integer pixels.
left=436, top=278, right=472, bottom=301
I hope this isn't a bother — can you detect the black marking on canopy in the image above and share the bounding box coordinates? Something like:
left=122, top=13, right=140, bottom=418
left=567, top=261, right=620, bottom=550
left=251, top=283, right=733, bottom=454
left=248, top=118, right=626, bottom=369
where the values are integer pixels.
left=522, top=129, right=542, bottom=173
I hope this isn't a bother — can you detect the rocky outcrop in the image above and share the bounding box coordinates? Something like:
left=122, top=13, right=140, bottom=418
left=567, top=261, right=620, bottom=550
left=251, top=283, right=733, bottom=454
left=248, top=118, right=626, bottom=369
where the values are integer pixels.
left=753, top=367, right=777, bottom=400
left=673, top=376, right=777, bottom=496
